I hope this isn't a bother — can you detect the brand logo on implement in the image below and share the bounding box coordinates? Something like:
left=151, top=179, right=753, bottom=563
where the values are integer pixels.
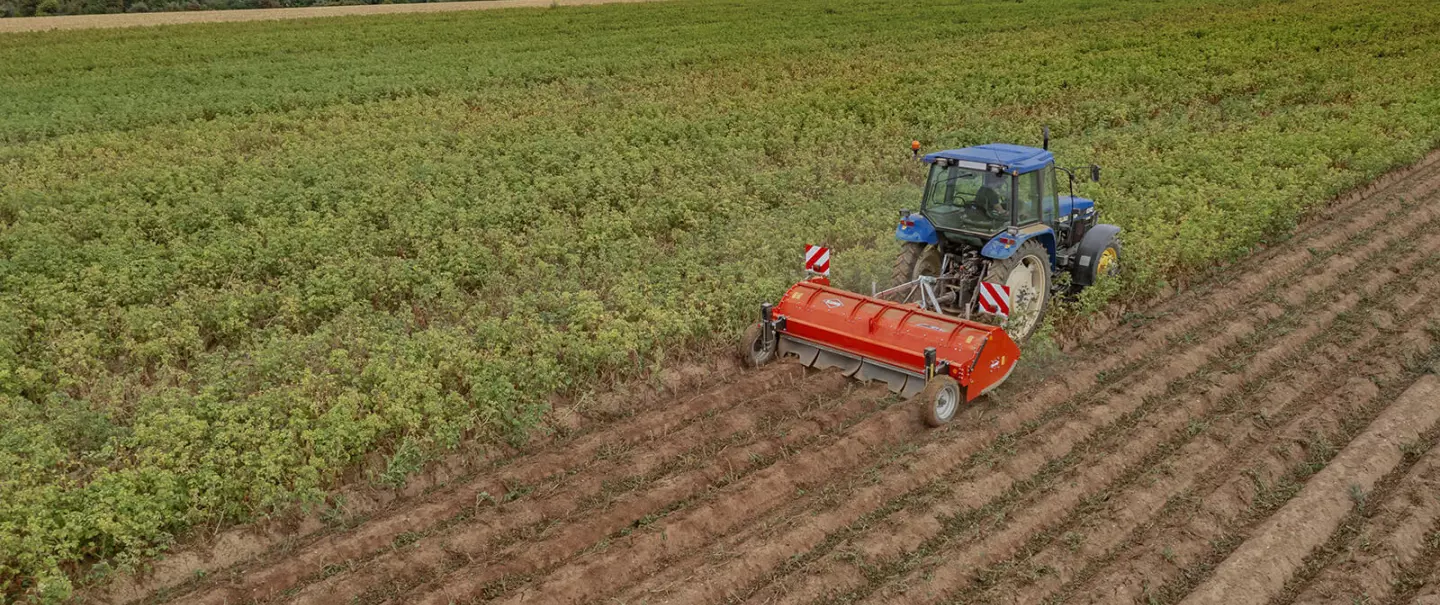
left=916, top=322, right=944, bottom=332
left=823, top=298, right=843, bottom=309
left=990, top=359, right=1002, bottom=369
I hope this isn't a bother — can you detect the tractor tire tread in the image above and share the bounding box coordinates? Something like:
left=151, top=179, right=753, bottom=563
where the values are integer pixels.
left=892, top=242, right=941, bottom=288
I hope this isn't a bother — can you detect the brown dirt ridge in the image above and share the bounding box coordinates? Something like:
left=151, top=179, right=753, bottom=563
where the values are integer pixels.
left=84, top=150, right=1440, bottom=605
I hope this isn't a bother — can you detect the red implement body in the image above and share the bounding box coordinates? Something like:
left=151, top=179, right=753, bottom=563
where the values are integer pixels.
left=768, top=279, right=1019, bottom=401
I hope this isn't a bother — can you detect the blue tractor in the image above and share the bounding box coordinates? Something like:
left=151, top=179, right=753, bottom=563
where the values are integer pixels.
left=891, top=134, right=1121, bottom=342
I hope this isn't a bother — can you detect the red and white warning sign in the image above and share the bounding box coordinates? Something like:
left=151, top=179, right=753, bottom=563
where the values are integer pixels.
left=804, top=245, right=831, bottom=275
left=977, top=282, right=1011, bottom=317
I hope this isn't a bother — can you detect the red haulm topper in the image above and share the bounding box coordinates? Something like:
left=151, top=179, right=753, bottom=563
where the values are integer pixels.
left=747, top=278, right=1020, bottom=405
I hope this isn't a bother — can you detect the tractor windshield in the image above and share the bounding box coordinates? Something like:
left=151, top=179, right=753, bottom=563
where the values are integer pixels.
left=920, top=162, right=1011, bottom=235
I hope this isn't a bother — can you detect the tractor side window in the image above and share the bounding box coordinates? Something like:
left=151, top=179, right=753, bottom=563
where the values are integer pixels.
left=1041, top=165, right=1059, bottom=225
left=922, top=165, right=953, bottom=208
left=1016, top=171, right=1042, bottom=226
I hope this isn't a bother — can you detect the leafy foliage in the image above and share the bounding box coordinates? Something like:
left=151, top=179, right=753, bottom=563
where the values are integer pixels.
left=1, top=0, right=1439, bottom=600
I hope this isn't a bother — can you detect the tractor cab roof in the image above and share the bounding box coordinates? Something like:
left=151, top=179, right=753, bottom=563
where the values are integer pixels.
left=921, top=143, right=1053, bottom=175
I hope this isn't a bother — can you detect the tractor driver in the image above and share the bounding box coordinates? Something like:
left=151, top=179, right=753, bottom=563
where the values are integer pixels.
left=972, top=172, right=1010, bottom=221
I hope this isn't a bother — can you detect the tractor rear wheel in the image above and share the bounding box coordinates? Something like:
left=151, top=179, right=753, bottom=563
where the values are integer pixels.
left=892, top=242, right=941, bottom=288
left=983, top=240, right=1051, bottom=343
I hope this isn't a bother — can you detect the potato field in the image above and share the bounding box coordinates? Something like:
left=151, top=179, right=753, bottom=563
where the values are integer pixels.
left=1, top=0, right=1439, bottom=601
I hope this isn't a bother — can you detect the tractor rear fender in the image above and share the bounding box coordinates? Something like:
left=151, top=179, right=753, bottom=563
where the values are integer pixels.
left=981, top=224, right=1056, bottom=266
left=895, top=212, right=940, bottom=245
left=1071, top=223, right=1122, bottom=287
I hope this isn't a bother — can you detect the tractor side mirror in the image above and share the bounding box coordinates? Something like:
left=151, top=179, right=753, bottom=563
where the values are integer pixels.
left=1090, top=164, right=1101, bottom=183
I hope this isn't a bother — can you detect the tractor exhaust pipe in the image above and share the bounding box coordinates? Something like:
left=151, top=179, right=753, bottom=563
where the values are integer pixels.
left=1042, top=125, right=1050, bottom=151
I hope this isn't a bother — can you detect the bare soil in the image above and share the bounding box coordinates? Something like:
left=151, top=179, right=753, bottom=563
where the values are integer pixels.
left=1181, top=376, right=1440, bottom=605
left=77, top=150, right=1440, bottom=605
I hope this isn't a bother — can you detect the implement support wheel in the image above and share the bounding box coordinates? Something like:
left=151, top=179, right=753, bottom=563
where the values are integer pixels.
left=739, top=323, right=777, bottom=368
left=919, top=376, right=962, bottom=427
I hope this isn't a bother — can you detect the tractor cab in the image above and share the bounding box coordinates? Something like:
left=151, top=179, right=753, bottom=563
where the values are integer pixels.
left=911, top=144, right=1096, bottom=254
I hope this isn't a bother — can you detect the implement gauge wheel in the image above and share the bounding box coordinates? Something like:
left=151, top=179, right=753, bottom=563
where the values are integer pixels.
left=919, top=376, right=962, bottom=427
left=739, top=323, right=777, bottom=368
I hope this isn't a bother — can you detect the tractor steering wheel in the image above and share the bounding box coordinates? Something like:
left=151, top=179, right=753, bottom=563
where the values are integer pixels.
left=974, top=186, right=1006, bottom=221
left=984, top=200, right=1007, bottom=221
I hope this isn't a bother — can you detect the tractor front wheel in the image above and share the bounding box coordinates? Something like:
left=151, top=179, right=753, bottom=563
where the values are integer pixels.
left=1095, top=240, right=1122, bottom=279
left=1071, top=225, right=1123, bottom=289
left=919, top=376, right=962, bottom=427
left=983, top=240, right=1052, bottom=343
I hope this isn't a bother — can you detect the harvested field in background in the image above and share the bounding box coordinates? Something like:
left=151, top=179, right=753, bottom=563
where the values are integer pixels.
left=0, top=0, right=662, bottom=34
